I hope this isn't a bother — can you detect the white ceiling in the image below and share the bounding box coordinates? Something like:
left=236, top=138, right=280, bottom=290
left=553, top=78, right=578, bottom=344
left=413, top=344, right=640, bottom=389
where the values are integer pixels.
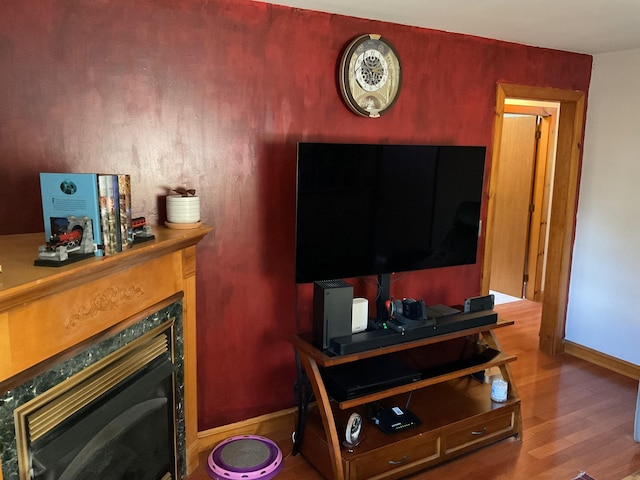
left=254, top=0, right=640, bottom=54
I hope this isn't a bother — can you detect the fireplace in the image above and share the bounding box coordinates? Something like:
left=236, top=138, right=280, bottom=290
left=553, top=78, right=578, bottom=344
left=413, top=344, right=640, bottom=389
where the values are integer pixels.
left=0, top=227, right=209, bottom=480
left=0, top=303, right=186, bottom=480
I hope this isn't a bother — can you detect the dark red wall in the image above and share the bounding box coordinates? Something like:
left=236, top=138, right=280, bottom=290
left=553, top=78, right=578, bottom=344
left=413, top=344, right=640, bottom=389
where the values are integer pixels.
left=0, top=0, right=592, bottom=429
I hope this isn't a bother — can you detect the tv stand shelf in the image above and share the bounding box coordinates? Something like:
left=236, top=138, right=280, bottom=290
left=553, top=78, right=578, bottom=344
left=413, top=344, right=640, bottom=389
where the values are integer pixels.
left=290, top=317, right=522, bottom=480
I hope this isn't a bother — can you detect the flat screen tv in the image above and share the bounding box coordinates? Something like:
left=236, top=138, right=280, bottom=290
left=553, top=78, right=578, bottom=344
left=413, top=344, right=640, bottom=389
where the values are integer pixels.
left=295, top=142, right=486, bottom=285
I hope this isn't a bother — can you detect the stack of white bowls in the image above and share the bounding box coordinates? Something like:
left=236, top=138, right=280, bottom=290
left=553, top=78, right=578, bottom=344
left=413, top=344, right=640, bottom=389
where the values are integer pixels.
left=166, top=195, right=200, bottom=224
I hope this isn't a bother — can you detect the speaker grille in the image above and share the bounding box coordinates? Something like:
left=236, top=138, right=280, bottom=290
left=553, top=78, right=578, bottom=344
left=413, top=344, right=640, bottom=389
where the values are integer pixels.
left=316, top=279, right=351, bottom=289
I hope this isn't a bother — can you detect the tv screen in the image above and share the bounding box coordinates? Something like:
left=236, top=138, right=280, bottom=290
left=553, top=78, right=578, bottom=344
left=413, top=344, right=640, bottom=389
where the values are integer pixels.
left=295, top=143, right=486, bottom=284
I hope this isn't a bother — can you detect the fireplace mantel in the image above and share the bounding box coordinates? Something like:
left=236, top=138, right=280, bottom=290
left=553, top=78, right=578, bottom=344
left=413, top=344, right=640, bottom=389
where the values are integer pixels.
left=0, top=226, right=210, bottom=479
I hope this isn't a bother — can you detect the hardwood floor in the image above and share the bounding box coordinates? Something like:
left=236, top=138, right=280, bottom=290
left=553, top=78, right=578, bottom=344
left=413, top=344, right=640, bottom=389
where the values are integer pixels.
left=188, top=300, right=640, bottom=480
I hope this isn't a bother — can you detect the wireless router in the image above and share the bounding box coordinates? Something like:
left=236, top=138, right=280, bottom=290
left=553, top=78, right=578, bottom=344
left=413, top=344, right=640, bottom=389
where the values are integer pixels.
left=372, top=405, right=420, bottom=434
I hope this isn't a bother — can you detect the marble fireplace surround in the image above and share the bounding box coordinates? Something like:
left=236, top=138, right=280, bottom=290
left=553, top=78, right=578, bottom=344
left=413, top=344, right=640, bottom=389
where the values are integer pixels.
left=0, top=226, right=210, bottom=480
left=1, top=301, right=184, bottom=480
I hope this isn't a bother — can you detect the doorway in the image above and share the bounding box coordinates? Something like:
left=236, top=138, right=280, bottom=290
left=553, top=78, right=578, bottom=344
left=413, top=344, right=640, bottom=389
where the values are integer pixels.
left=490, top=101, right=559, bottom=302
left=482, top=84, right=586, bottom=355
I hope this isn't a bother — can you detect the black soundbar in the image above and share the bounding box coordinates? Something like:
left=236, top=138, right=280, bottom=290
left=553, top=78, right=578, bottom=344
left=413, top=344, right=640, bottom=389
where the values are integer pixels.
left=329, top=310, right=498, bottom=355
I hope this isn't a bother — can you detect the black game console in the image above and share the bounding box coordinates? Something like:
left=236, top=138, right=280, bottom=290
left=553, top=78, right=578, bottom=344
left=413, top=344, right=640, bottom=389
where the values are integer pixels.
left=313, top=280, right=353, bottom=350
left=464, top=294, right=495, bottom=313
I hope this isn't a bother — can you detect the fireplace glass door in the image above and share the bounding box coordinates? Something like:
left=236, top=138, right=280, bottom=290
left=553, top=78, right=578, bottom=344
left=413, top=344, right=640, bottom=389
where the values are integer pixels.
left=14, top=322, right=178, bottom=480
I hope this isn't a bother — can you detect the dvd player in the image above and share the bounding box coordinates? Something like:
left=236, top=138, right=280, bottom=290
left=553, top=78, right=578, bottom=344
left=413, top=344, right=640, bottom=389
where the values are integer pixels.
left=322, top=356, right=421, bottom=401
left=329, top=310, right=498, bottom=356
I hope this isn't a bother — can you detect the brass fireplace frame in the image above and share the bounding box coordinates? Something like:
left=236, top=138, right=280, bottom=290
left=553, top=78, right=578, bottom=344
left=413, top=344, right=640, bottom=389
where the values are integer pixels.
left=14, top=320, right=178, bottom=480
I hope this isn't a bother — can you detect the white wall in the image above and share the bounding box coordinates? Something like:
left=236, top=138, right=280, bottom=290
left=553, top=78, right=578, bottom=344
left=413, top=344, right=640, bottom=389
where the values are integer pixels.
left=565, top=48, right=640, bottom=365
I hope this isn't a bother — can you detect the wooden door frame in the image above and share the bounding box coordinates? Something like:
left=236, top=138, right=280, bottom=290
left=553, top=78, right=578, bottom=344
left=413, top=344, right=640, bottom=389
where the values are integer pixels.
left=482, top=83, right=585, bottom=355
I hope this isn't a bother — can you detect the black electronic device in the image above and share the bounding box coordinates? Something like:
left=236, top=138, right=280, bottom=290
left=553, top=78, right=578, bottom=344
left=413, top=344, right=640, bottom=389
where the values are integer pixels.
left=294, top=143, right=486, bottom=285
left=464, top=294, right=495, bottom=313
left=313, top=280, right=354, bottom=350
left=401, top=298, right=426, bottom=319
left=425, top=304, right=461, bottom=318
left=321, top=356, right=421, bottom=401
left=386, top=298, right=436, bottom=331
left=329, top=310, right=498, bottom=355
left=371, top=405, right=420, bottom=434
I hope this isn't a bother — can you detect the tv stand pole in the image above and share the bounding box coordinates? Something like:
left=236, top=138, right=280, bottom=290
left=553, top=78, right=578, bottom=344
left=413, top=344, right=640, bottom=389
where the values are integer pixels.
left=376, top=273, right=391, bottom=324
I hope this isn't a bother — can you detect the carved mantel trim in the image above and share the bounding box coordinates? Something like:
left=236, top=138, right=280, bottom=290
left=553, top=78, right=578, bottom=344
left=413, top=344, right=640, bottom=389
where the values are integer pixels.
left=66, top=284, right=145, bottom=328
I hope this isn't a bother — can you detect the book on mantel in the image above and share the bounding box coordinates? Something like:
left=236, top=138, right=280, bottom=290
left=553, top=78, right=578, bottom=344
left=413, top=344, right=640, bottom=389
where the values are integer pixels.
left=40, top=172, right=104, bottom=256
left=39, top=172, right=132, bottom=257
left=96, top=173, right=133, bottom=255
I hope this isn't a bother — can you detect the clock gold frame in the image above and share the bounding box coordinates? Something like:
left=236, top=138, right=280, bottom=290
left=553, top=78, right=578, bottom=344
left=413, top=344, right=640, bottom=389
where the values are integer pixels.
left=339, top=34, right=402, bottom=118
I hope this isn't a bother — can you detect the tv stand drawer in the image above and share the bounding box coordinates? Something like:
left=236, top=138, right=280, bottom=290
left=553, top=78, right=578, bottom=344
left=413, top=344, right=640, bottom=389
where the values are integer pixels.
left=444, top=406, right=518, bottom=456
left=347, top=433, right=440, bottom=480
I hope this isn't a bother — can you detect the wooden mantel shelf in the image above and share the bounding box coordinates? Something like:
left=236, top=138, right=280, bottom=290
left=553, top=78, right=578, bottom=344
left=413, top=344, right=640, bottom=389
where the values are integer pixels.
left=0, top=227, right=209, bottom=312
left=0, top=225, right=210, bottom=478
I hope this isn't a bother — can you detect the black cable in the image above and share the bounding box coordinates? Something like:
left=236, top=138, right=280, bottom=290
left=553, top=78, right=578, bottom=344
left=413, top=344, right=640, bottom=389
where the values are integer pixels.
left=292, top=352, right=314, bottom=456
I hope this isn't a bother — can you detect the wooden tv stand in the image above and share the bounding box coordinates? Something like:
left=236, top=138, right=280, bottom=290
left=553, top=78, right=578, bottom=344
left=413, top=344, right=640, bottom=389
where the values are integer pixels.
left=290, top=318, right=522, bottom=480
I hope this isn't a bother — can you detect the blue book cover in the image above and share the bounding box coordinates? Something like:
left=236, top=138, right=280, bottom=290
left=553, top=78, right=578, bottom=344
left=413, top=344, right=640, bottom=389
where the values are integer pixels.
left=40, top=173, right=103, bottom=256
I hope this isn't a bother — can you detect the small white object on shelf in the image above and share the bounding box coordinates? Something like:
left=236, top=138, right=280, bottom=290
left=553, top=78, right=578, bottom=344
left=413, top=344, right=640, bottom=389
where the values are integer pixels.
left=491, top=378, right=508, bottom=402
left=166, top=194, right=200, bottom=224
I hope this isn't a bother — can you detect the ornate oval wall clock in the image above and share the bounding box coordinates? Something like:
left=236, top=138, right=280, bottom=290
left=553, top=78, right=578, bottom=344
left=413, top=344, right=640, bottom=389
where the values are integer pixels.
left=339, top=34, right=402, bottom=118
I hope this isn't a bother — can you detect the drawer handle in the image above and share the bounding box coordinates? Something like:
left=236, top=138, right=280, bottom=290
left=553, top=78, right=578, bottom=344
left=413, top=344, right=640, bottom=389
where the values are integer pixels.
left=389, top=455, right=409, bottom=465
left=471, top=427, right=487, bottom=435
